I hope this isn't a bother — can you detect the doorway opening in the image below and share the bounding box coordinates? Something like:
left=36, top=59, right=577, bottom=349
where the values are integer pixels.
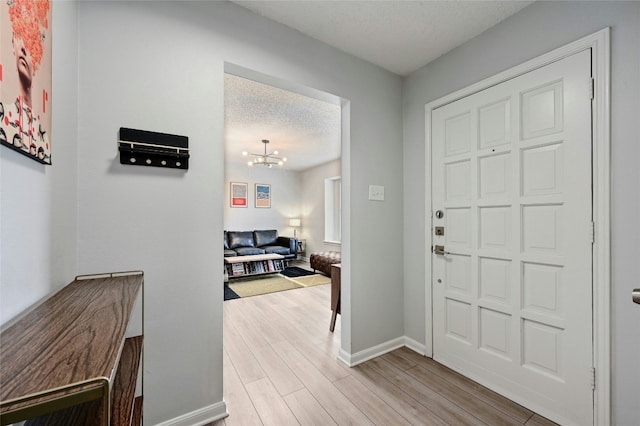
left=222, top=61, right=351, bottom=354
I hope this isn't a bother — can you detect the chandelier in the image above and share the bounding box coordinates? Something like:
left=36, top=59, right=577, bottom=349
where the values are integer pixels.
left=242, top=139, right=287, bottom=168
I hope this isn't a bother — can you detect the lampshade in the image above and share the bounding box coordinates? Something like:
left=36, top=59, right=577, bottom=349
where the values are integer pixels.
left=289, top=218, right=301, bottom=227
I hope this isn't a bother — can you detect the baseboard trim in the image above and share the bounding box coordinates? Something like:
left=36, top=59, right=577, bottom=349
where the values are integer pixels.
left=337, top=336, right=428, bottom=367
left=154, top=400, right=228, bottom=426
left=404, top=336, right=427, bottom=355
left=338, top=337, right=406, bottom=367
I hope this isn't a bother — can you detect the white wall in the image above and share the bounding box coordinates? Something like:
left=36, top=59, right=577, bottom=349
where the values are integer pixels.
left=77, top=1, right=403, bottom=424
left=0, top=1, right=78, bottom=325
left=224, top=161, right=301, bottom=234
left=224, top=158, right=343, bottom=252
left=8, top=1, right=635, bottom=424
left=300, top=159, right=342, bottom=257
left=402, top=2, right=640, bottom=424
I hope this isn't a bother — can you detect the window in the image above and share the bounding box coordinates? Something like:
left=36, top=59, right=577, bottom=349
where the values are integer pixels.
left=324, top=176, right=341, bottom=244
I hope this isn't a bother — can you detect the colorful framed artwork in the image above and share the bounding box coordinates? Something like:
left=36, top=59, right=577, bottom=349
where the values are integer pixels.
left=1, top=0, right=53, bottom=164
left=230, top=182, right=248, bottom=207
left=255, top=183, right=271, bottom=208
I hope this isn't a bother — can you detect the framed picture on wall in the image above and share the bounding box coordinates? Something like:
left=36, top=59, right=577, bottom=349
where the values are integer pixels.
left=230, top=182, right=248, bottom=207
left=1, top=0, right=53, bottom=165
left=255, top=183, right=271, bottom=208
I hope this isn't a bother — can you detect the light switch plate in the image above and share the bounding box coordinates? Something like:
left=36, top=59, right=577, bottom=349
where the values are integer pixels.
left=368, top=185, right=385, bottom=201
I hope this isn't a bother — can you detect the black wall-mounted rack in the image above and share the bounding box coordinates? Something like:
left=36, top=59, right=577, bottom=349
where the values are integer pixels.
left=118, top=127, right=189, bottom=170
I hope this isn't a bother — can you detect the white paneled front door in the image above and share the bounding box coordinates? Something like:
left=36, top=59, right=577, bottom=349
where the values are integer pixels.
left=431, top=49, right=593, bottom=426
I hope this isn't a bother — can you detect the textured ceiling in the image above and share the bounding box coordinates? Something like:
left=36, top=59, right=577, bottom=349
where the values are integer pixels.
left=225, top=74, right=341, bottom=172
left=231, top=0, right=533, bottom=76
left=225, top=1, right=534, bottom=171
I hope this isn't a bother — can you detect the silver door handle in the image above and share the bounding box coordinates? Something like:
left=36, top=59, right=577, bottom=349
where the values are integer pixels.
left=633, top=289, right=640, bottom=305
left=433, top=245, right=450, bottom=256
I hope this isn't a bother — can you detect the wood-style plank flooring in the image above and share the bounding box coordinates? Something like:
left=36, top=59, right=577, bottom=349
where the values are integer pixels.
left=212, top=277, right=557, bottom=426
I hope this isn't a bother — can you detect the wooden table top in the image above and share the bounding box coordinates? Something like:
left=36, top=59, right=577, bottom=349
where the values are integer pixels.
left=0, top=273, right=143, bottom=411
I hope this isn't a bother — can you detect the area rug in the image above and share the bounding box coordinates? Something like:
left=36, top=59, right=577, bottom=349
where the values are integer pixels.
left=287, top=274, right=331, bottom=287
left=281, top=266, right=316, bottom=278
left=228, top=275, right=303, bottom=298
left=224, top=271, right=331, bottom=300
left=224, top=285, right=240, bottom=301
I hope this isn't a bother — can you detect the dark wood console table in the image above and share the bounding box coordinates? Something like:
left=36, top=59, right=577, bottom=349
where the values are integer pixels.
left=0, top=271, right=144, bottom=426
left=330, top=263, right=341, bottom=332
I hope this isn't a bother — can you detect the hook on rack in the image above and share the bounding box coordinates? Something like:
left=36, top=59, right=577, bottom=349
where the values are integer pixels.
left=118, top=127, right=189, bottom=170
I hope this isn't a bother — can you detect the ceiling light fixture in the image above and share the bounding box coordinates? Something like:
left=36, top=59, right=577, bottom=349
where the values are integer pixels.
left=242, top=139, right=287, bottom=168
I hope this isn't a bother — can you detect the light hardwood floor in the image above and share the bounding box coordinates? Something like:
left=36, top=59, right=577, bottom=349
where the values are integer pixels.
left=212, top=282, right=557, bottom=426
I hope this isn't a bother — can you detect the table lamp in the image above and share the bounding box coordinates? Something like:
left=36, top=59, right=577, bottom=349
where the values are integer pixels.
left=289, top=218, right=301, bottom=238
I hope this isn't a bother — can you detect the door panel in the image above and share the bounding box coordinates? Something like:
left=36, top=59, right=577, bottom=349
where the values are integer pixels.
left=432, top=49, right=593, bottom=426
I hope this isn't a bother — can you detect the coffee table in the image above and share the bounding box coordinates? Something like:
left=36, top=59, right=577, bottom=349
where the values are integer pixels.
left=224, top=253, right=286, bottom=280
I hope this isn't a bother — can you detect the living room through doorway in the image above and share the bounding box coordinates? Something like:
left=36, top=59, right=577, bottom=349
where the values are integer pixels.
left=222, top=62, right=348, bottom=345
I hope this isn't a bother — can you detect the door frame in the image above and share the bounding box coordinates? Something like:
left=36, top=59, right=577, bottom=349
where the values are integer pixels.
left=424, top=28, right=610, bottom=425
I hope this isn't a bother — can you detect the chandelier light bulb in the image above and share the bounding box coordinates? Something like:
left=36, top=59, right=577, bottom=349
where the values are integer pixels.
left=283, top=157, right=287, bottom=162
left=242, top=139, right=286, bottom=168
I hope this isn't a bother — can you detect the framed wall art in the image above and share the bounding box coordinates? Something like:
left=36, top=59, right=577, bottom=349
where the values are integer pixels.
left=230, top=182, right=248, bottom=207
left=1, top=0, right=53, bottom=165
left=255, top=183, right=271, bottom=208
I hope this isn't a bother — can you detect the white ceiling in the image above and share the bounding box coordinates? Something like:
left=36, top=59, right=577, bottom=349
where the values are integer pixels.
left=231, top=0, right=533, bottom=76
left=225, top=74, right=341, bottom=172
left=225, top=0, right=534, bottom=171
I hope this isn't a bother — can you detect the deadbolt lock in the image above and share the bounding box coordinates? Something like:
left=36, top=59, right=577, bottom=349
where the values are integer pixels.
left=435, top=226, right=444, bottom=236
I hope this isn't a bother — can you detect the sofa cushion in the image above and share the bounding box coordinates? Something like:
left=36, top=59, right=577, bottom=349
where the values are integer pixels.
left=254, top=229, right=278, bottom=247
left=277, top=236, right=297, bottom=252
left=228, top=231, right=255, bottom=249
left=224, top=249, right=237, bottom=257
left=234, top=246, right=266, bottom=256
left=224, top=231, right=230, bottom=250
left=263, top=245, right=291, bottom=256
